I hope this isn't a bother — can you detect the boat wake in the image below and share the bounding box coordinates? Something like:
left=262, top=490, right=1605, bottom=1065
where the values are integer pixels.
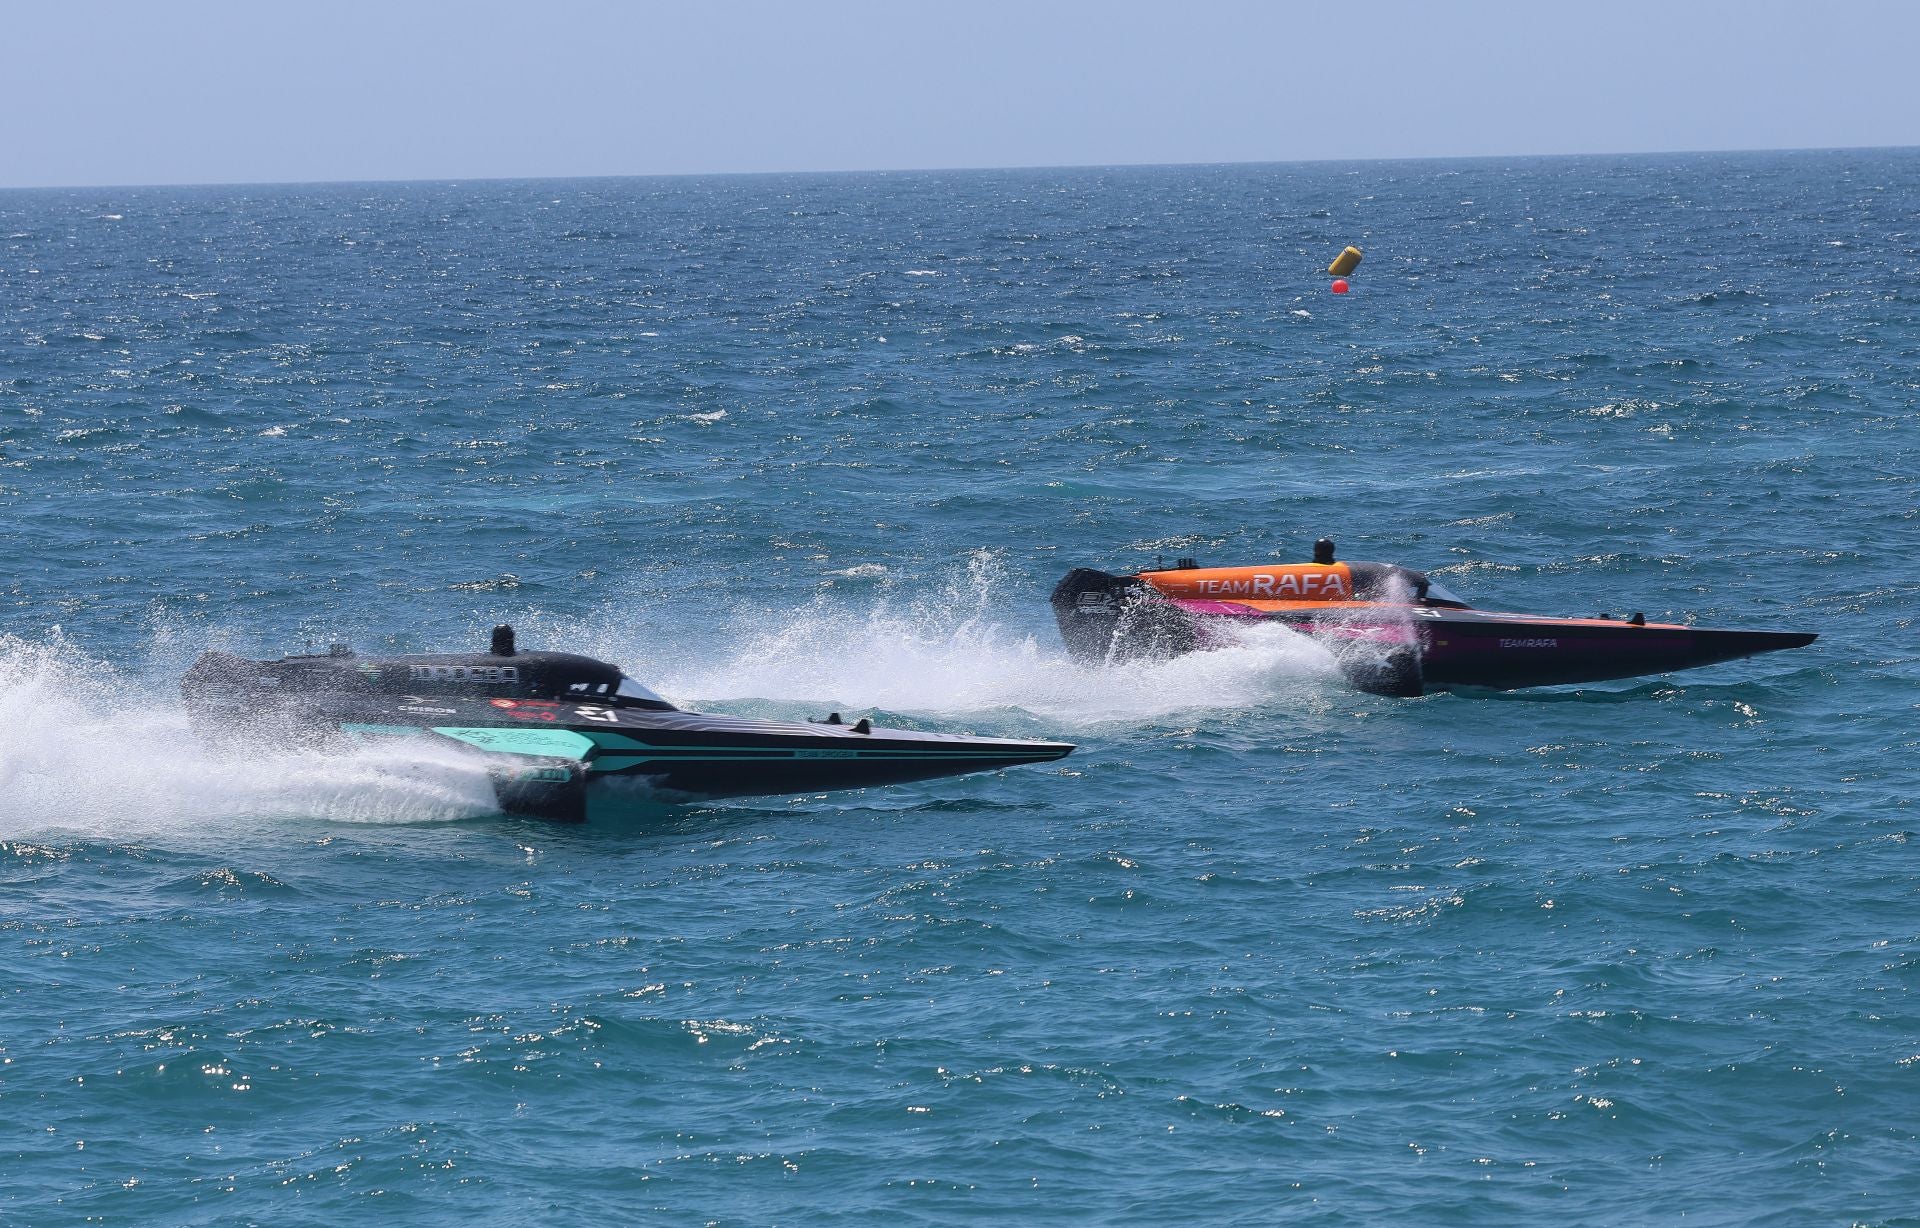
left=653, top=612, right=1346, bottom=728
left=586, top=554, right=1356, bottom=729
left=0, top=633, right=499, bottom=839
left=0, top=556, right=1375, bottom=836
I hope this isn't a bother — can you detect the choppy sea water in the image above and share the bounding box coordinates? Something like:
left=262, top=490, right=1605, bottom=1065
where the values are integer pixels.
left=2, top=151, right=1917, bottom=1223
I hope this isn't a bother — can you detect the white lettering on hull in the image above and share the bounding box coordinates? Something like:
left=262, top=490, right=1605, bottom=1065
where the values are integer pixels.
left=1190, top=573, right=1349, bottom=599
left=409, top=664, right=521, bottom=683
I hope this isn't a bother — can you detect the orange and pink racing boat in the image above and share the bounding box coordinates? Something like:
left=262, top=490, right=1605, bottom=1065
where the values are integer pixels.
left=1051, top=542, right=1815, bottom=697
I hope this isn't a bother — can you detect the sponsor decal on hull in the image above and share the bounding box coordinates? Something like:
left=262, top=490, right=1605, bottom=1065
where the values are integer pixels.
left=1186, top=573, right=1349, bottom=599
left=490, top=698, right=560, bottom=722
left=1146, top=563, right=1355, bottom=603
left=411, top=664, right=520, bottom=684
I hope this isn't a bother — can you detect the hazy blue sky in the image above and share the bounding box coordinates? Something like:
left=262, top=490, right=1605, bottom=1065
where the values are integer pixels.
left=5, top=0, right=1917, bottom=188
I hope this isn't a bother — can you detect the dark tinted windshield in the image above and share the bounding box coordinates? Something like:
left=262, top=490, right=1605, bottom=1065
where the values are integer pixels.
left=1422, top=579, right=1469, bottom=608
left=562, top=674, right=675, bottom=709
left=615, top=675, right=667, bottom=704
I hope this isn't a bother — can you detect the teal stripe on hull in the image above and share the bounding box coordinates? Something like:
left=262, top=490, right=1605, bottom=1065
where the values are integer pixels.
left=432, top=727, right=598, bottom=759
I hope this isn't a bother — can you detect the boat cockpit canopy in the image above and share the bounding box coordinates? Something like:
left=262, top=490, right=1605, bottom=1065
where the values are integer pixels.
left=1421, top=578, right=1468, bottom=608
left=562, top=673, right=675, bottom=711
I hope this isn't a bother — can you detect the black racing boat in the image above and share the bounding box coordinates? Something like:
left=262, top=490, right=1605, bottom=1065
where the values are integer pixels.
left=182, top=625, right=1073, bottom=821
left=1052, top=545, right=1816, bottom=697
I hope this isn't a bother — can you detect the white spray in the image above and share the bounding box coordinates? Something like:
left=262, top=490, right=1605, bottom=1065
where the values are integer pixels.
left=0, top=632, right=498, bottom=840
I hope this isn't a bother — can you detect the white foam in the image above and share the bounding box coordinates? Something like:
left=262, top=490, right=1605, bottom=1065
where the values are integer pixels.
left=0, top=633, right=497, bottom=840
left=0, top=555, right=1372, bottom=836
left=626, top=553, right=1347, bottom=728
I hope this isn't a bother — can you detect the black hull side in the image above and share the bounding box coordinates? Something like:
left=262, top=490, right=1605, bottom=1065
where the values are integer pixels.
left=1046, top=573, right=1815, bottom=694
left=616, top=748, right=1072, bottom=801
left=1211, top=607, right=1816, bottom=692
left=1415, top=612, right=1817, bottom=690
left=555, top=707, right=1076, bottom=799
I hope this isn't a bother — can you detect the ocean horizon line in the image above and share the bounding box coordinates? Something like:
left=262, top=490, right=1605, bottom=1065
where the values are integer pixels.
left=4, top=141, right=1916, bottom=196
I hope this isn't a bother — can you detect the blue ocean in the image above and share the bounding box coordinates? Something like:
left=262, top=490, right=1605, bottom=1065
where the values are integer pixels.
left=3, top=150, right=1917, bottom=1224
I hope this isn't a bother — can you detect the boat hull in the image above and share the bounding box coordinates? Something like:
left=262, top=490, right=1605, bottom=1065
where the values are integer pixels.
left=1412, top=609, right=1816, bottom=690
left=184, top=656, right=1072, bottom=820
left=1236, top=604, right=1818, bottom=693
left=1051, top=567, right=1815, bottom=695
left=460, top=707, right=1073, bottom=800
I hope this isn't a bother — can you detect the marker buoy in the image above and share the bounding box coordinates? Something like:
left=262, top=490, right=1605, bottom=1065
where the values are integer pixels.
left=1328, top=246, right=1363, bottom=277
left=1330, top=279, right=1350, bottom=294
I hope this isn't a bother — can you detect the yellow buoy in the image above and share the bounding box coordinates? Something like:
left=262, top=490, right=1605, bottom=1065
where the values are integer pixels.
left=1327, top=245, right=1363, bottom=277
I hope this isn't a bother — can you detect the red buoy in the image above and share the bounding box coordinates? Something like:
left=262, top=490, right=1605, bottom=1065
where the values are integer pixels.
left=1330, top=279, right=1350, bottom=294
